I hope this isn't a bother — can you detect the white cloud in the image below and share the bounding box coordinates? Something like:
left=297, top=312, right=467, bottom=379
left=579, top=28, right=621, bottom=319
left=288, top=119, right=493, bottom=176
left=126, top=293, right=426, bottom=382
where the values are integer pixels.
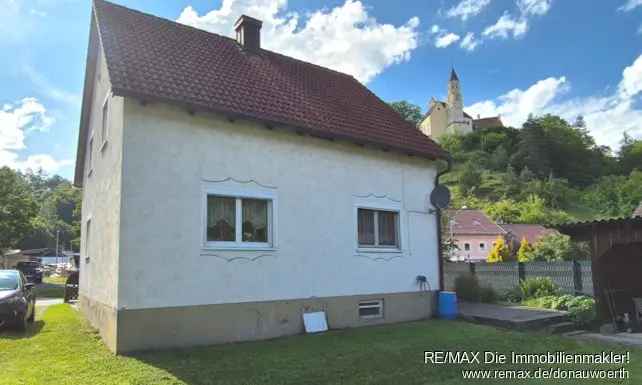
left=618, top=0, right=642, bottom=12
left=430, top=24, right=461, bottom=48
left=0, top=97, right=71, bottom=173
left=518, top=0, right=552, bottom=16
left=465, top=54, right=642, bottom=149
left=177, top=0, right=420, bottom=83
left=435, top=32, right=461, bottom=48
left=460, top=32, right=480, bottom=51
left=446, top=0, right=491, bottom=21
left=483, top=12, right=528, bottom=39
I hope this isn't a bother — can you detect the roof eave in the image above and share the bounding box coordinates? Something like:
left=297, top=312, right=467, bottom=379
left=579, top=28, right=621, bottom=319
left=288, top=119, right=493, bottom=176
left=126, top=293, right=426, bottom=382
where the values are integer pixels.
left=112, top=87, right=449, bottom=162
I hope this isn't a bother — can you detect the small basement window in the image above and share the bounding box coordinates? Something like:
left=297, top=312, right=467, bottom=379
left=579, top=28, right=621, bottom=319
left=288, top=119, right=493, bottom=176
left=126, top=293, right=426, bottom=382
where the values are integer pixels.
left=359, top=300, right=383, bottom=319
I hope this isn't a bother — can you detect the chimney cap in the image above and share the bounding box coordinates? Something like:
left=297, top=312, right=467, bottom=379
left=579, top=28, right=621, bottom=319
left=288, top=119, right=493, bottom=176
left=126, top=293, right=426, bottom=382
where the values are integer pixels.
left=234, top=15, right=263, bottom=32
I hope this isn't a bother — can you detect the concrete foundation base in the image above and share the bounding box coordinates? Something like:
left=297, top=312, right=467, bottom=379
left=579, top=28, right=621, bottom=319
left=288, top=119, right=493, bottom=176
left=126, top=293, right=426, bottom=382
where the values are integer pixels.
left=82, top=291, right=436, bottom=353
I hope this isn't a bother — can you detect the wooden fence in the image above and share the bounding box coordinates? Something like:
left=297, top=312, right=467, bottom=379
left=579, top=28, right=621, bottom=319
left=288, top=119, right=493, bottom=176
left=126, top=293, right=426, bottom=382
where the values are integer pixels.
left=444, top=260, right=593, bottom=296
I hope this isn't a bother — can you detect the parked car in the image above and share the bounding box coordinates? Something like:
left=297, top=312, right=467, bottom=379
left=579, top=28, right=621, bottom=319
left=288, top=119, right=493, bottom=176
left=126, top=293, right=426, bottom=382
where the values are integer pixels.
left=16, top=261, right=43, bottom=284
left=0, top=270, right=36, bottom=330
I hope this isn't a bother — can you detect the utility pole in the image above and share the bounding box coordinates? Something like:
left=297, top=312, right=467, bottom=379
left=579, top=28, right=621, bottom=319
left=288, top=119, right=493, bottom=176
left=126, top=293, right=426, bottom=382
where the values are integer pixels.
left=55, top=230, right=60, bottom=266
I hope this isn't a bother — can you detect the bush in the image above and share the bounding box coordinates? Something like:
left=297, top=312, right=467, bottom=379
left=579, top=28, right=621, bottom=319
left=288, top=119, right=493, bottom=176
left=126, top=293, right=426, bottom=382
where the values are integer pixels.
left=479, top=286, right=497, bottom=303
left=523, top=294, right=596, bottom=326
left=454, top=274, right=480, bottom=302
left=566, top=296, right=597, bottom=326
left=501, top=287, right=523, bottom=303
left=519, top=277, right=558, bottom=300
left=454, top=273, right=497, bottom=303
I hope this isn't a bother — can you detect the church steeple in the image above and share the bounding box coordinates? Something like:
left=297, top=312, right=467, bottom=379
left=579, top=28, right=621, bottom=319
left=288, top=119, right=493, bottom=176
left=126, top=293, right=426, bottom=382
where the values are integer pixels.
left=450, top=67, right=459, bottom=81
left=447, top=67, right=463, bottom=126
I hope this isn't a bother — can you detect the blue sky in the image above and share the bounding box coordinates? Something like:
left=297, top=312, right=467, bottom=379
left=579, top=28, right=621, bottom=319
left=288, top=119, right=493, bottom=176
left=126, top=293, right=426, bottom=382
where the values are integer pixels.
left=1, top=0, right=641, bottom=180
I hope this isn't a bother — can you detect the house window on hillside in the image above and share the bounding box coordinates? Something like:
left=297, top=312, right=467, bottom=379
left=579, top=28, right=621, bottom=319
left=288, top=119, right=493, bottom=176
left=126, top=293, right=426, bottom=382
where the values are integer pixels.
left=479, top=243, right=486, bottom=251
left=464, top=243, right=470, bottom=251
left=206, top=195, right=272, bottom=248
left=357, top=209, right=399, bottom=249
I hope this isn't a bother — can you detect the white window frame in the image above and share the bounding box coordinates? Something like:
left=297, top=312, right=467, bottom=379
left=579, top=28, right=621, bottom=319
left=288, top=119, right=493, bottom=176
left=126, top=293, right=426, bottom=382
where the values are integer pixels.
left=87, top=135, right=94, bottom=177
left=353, top=196, right=404, bottom=253
left=358, top=299, right=384, bottom=319
left=479, top=242, right=486, bottom=251
left=357, top=208, right=400, bottom=250
left=202, top=182, right=277, bottom=251
left=100, top=92, right=111, bottom=151
left=84, top=217, right=92, bottom=263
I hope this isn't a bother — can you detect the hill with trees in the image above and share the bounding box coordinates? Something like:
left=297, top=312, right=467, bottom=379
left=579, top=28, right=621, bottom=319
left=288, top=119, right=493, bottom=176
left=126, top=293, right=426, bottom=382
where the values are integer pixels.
left=389, top=101, right=642, bottom=225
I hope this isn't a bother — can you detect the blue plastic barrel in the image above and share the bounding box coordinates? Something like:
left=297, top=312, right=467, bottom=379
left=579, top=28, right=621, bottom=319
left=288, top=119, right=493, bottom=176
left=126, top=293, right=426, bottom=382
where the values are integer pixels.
left=438, top=291, right=458, bottom=320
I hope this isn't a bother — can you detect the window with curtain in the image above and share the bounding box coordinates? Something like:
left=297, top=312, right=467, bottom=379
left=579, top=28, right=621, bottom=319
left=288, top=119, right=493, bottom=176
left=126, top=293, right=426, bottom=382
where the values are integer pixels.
left=206, top=195, right=271, bottom=245
left=242, top=199, right=268, bottom=242
left=357, top=208, right=399, bottom=248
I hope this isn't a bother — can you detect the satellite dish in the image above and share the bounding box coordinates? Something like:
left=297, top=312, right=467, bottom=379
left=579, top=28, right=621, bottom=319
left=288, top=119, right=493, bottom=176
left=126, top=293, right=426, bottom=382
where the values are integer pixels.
left=430, top=184, right=451, bottom=210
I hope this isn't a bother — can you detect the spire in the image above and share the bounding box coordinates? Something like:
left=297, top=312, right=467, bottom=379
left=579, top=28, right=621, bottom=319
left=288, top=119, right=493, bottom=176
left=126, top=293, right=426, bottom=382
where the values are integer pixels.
left=450, top=67, right=459, bottom=81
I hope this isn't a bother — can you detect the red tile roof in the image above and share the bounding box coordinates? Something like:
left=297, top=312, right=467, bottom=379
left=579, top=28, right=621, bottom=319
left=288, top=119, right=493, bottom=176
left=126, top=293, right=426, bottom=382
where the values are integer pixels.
left=446, top=209, right=506, bottom=235
left=473, top=116, right=503, bottom=130
left=75, top=0, right=447, bottom=184
left=500, top=224, right=556, bottom=245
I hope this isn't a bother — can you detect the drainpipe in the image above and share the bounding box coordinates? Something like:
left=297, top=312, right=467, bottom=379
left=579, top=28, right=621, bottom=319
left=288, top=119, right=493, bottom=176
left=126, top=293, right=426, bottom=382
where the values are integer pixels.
left=434, top=155, right=453, bottom=292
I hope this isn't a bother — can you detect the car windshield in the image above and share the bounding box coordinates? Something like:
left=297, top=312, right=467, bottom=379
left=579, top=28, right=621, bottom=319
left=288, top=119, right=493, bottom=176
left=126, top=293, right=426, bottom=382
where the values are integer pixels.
left=0, top=272, right=19, bottom=290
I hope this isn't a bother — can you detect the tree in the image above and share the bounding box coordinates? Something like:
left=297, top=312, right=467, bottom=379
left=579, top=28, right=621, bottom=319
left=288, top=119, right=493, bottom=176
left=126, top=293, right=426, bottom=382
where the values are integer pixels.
left=528, top=233, right=574, bottom=262
left=0, top=167, right=38, bottom=252
left=487, top=236, right=510, bottom=263
left=619, top=133, right=642, bottom=174
left=458, top=162, right=482, bottom=194
left=388, top=101, right=423, bottom=126
left=516, top=237, right=533, bottom=262
left=485, top=199, right=521, bottom=224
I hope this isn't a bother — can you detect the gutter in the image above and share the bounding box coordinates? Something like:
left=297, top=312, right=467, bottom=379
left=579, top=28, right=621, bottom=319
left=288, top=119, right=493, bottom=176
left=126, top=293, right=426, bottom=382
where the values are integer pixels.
left=434, top=155, right=453, bottom=292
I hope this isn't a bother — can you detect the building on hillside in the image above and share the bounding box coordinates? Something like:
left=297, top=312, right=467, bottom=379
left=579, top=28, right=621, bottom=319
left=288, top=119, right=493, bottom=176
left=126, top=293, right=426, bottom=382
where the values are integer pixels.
left=633, top=202, right=642, bottom=218
left=75, top=0, right=449, bottom=353
left=445, top=209, right=506, bottom=262
left=419, top=69, right=503, bottom=141
left=499, top=224, right=557, bottom=251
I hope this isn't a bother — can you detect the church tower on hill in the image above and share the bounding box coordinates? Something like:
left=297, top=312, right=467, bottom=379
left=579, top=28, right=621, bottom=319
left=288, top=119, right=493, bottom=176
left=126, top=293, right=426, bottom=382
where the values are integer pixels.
left=419, top=68, right=503, bottom=141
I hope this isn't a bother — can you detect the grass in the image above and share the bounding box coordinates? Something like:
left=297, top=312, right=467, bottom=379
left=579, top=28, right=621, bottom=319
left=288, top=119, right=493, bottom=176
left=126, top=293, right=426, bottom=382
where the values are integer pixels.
left=1, top=305, right=641, bottom=385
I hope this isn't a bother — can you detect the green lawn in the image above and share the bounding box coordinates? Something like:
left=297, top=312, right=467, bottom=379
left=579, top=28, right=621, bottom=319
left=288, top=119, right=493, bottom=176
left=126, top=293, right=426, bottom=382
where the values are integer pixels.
left=1, top=305, right=640, bottom=385
left=43, top=275, right=68, bottom=285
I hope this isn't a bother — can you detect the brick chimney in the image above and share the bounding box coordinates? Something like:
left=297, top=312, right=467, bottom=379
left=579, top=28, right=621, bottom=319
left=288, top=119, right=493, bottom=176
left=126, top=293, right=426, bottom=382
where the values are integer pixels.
left=234, top=15, right=262, bottom=51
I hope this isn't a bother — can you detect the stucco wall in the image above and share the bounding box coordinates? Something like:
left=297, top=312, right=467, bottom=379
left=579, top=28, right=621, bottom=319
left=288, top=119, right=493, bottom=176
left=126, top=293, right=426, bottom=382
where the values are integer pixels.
left=118, top=100, right=440, bottom=310
left=451, top=234, right=499, bottom=262
left=78, top=47, right=123, bottom=309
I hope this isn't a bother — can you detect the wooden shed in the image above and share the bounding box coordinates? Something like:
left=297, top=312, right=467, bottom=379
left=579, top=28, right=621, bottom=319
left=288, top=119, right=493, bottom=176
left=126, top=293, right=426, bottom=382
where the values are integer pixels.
left=557, top=217, right=642, bottom=320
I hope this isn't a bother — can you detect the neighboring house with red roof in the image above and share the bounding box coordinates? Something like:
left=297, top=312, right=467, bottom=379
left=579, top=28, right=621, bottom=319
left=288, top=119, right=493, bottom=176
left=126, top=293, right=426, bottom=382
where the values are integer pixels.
left=445, top=209, right=506, bottom=262
left=75, top=1, right=448, bottom=353
left=499, top=224, right=557, bottom=251
left=445, top=210, right=557, bottom=262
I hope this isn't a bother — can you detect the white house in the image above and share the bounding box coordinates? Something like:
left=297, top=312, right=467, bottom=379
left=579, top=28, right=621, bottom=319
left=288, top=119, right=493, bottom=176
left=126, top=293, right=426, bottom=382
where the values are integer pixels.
left=75, top=0, right=449, bottom=353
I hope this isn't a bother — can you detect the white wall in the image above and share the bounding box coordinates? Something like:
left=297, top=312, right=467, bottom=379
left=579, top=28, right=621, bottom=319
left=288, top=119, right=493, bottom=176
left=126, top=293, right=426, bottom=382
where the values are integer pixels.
left=118, top=100, right=440, bottom=310
left=78, top=48, right=123, bottom=308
